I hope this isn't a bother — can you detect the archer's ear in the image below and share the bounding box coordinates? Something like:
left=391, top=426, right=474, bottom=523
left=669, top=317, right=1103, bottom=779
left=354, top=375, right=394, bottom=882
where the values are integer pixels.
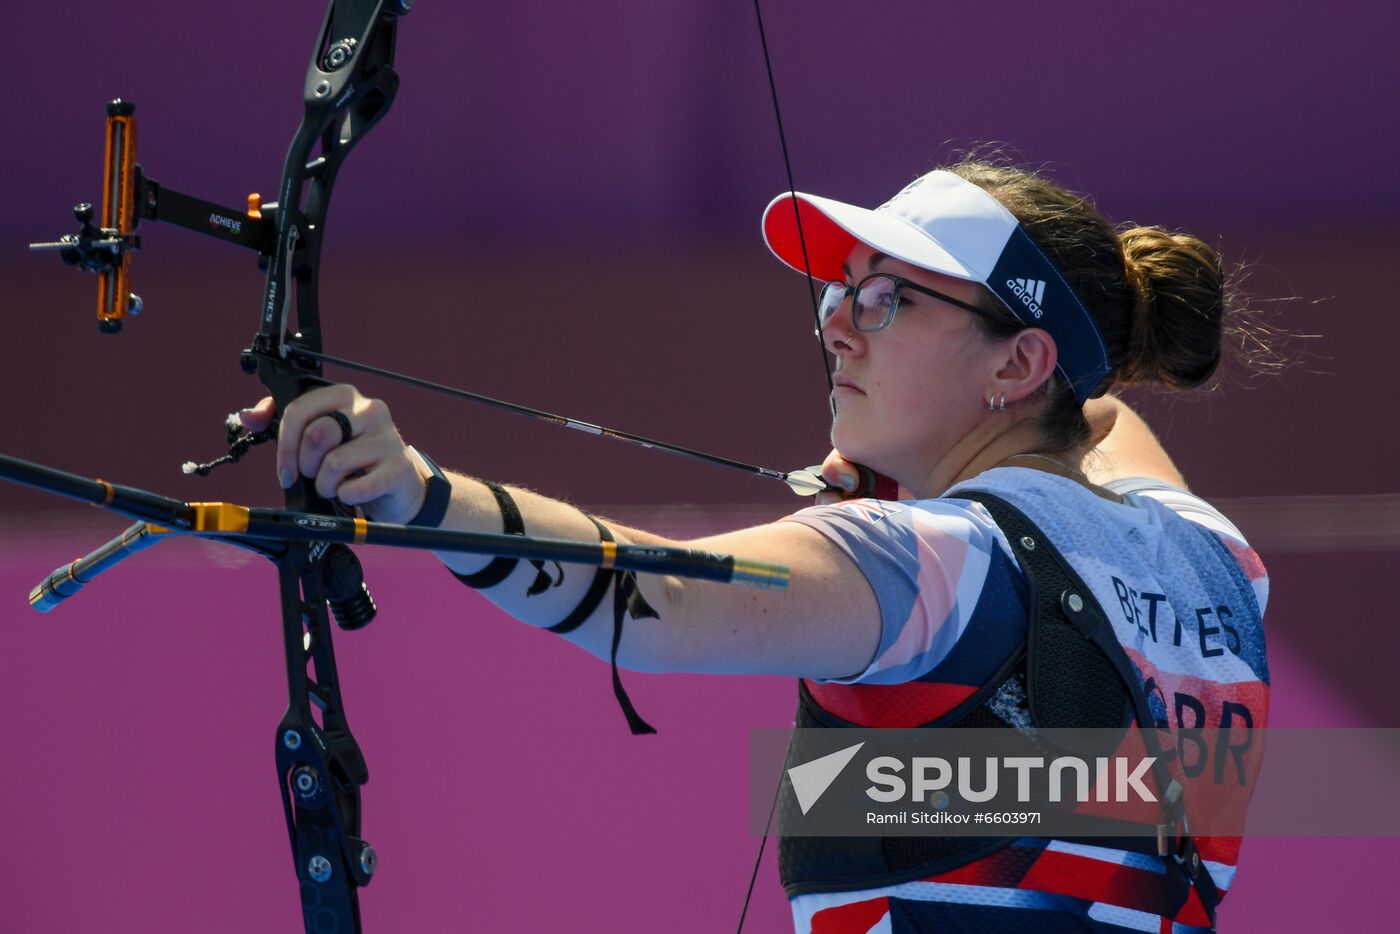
left=994, top=328, right=1058, bottom=397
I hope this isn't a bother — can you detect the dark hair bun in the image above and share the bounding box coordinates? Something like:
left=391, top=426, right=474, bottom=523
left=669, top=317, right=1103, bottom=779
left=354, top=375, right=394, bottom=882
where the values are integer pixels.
left=1118, top=227, right=1226, bottom=389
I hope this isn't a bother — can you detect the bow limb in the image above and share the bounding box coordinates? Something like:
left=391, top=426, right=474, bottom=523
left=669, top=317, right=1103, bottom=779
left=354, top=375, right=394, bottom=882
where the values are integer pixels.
left=252, top=0, right=405, bottom=438
left=246, top=4, right=409, bottom=931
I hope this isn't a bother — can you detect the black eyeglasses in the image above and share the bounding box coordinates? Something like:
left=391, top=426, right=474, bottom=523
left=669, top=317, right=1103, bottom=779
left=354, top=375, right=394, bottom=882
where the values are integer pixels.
left=818, top=273, right=995, bottom=333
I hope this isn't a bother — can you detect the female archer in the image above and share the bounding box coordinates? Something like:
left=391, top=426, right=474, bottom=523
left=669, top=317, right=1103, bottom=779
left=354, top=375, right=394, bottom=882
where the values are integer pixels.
left=241, top=160, right=1270, bottom=932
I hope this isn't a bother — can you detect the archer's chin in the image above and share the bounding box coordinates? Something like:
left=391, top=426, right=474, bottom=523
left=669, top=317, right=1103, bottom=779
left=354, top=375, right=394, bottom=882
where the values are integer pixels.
left=829, top=417, right=881, bottom=473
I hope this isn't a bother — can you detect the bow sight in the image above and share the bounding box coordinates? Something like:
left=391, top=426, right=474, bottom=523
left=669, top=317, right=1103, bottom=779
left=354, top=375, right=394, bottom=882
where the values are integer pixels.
left=28, top=97, right=280, bottom=332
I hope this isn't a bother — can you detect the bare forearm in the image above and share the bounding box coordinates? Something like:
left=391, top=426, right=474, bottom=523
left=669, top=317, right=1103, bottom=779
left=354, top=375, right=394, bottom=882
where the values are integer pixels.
left=426, top=466, right=882, bottom=680
left=429, top=470, right=679, bottom=670
left=248, top=384, right=879, bottom=680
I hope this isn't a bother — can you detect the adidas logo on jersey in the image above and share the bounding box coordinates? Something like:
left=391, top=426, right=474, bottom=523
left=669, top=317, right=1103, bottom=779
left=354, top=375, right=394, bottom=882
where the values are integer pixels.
left=1007, top=278, right=1046, bottom=318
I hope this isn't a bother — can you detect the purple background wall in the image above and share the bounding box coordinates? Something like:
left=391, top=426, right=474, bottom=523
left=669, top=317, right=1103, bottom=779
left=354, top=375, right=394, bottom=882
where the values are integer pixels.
left=2, top=1, right=1397, bottom=931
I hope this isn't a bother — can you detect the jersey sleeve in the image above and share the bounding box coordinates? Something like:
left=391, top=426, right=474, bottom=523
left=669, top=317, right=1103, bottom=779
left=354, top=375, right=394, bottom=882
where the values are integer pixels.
left=779, top=498, right=1006, bottom=685
left=1103, top=476, right=1270, bottom=617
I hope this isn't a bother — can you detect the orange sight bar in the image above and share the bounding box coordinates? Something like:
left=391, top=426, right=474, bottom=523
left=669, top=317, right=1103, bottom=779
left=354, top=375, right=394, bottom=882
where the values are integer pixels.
left=98, top=100, right=138, bottom=333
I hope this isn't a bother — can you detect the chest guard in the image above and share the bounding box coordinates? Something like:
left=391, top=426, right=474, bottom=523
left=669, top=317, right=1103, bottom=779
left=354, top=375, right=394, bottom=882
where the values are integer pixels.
left=777, top=490, right=1220, bottom=925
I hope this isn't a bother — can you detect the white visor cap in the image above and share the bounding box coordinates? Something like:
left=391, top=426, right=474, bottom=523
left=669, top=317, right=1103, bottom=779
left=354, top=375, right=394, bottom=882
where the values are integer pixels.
left=761, top=169, right=1114, bottom=403
left=761, top=170, right=1021, bottom=285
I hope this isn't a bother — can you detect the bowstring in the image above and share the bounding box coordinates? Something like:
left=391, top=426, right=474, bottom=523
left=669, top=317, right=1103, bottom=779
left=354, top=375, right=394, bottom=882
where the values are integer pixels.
left=738, top=2, right=826, bottom=929
left=751, top=0, right=836, bottom=414
left=737, top=767, right=785, bottom=933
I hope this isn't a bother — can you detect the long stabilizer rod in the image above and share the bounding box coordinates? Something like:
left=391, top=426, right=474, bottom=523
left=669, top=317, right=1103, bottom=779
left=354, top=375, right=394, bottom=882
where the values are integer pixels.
left=0, top=453, right=790, bottom=590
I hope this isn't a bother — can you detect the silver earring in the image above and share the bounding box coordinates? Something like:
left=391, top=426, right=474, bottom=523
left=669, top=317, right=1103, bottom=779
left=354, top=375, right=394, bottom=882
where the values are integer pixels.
left=998, top=394, right=1006, bottom=411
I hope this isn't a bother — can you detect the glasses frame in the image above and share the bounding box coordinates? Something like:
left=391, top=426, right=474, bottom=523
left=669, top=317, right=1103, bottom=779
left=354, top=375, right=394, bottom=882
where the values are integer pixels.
left=819, top=273, right=998, bottom=333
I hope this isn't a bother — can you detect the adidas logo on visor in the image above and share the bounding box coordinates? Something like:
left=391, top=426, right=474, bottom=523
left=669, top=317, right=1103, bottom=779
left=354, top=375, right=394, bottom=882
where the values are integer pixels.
left=1007, top=278, right=1046, bottom=318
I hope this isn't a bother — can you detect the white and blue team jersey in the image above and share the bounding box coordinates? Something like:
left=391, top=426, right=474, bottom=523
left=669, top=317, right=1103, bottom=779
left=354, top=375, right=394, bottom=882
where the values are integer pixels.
left=778, top=467, right=1269, bottom=933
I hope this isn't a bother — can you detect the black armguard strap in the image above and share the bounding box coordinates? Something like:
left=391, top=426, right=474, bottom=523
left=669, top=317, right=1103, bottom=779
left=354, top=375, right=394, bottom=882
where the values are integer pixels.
left=549, top=514, right=659, bottom=736
left=545, top=516, right=615, bottom=635
left=449, top=480, right=525, bottom=589
left=406, top=449, right=453, bottom=528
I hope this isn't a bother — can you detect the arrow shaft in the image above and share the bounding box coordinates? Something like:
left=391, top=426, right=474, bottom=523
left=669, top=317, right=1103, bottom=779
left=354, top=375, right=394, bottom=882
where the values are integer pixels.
left=288, top=347, right=802, bottom=487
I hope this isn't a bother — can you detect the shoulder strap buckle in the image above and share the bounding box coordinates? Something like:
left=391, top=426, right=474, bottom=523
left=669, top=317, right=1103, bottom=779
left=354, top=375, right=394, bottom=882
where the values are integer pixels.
left=1155, top=778, right=1190, bottom=861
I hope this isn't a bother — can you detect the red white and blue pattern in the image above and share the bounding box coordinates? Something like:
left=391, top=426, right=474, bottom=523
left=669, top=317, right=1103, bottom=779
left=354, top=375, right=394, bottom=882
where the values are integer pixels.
left=780, top=469, right=1269, bottom=933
